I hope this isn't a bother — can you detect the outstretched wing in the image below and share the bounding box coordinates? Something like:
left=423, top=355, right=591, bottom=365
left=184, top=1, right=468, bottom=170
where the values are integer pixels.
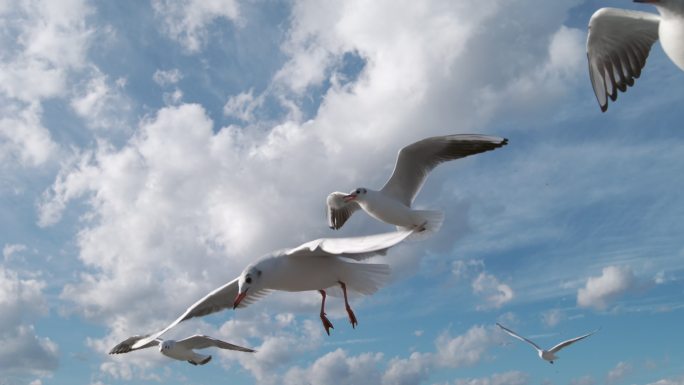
left=496, top=323, right=542, bottom=352
left=381, top=135, right=508, bottom=206
left=326, top=192, right=361, bottom=230
left=177, top=335, right=256, bottom=353
left=587, top=8, right=659, bottom=112
left=286, top=228, right=415, bottom=261
left=131, top=278, right=265, bottom=349
left=548, top=329, right=598, bottom=353
left=109, top=335, right=160, bottom=354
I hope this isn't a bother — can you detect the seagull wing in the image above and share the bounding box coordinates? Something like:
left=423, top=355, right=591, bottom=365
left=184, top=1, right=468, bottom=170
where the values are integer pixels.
left=587, top=8, right=660, bottom=112
left=548, top=329, right=598, bottom=353
left=381, top=135, right=508, bottom=206
left=326, top=192, right=361, bottom=230
left=131, top=278, right=266, bottom=349
left=496, top=323, right=542, bottom=352
left=176, top=335, right=256, bottom=353
left=109, top=335, right=160, bottom=354
left=286, top=228, right=415, bottom=261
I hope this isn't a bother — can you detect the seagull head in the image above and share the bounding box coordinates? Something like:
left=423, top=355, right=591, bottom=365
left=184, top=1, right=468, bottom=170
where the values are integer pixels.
left=344, top=188, right=368, bottom=202
left=233, top=266, right=262, bottom=309
left=160, top=340, right=174, bottom=352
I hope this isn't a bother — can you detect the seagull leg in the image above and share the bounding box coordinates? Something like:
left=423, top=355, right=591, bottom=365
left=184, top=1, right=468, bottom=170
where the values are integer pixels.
left=338, top=281, right=358, bottom=328
left=319, top=290, right=334, bottom=335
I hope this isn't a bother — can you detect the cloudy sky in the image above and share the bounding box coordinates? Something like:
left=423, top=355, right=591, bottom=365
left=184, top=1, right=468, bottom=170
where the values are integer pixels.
left=1, top=0, right=684, bottom=384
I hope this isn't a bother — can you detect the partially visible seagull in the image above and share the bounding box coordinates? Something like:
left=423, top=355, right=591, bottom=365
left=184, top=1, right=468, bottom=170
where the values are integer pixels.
left=496, top=323, right=598, bottom=364
left=587, top=0, right=684, bottom=112
left=109, top=334, right=255, bottom=366
left=129, top=229, right=416, bottom=350
left=326, top=134, right=508, bottom=235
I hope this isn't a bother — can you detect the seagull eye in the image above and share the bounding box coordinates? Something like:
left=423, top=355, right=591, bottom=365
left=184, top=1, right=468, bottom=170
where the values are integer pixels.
left=246, top=277, right=252, bottom=284
left=356, top=189, right=360, bottom=194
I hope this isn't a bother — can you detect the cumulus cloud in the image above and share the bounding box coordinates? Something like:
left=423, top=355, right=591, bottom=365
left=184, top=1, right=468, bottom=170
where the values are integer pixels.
left=70, top=69, right=131, bottom=131
left=152, top=0, right=241, bottom=52
left=541, top=309, right=565, bottom=328
left=0, top=267, right=58, bottom=377
left=278, top=324, right=501, bottom=385
left=472, top=272, right=514, bottom=310
left=606, top=361, right=633, bottom=384
left=34, top=1, right=624, bottom=382
left=3, top=243, right=27, bottom=260
left=451, top=371, right=529, bottom=385
left=577, top=266, right=637, bottom=311
left=152, top=69, right=183, bottom=86
left=646, top=377, right=684, bottom=385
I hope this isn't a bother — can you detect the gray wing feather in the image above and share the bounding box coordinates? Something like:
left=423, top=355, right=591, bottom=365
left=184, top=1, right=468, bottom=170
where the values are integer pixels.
left=177, top=335, right=256, bottom=353
left=286, top=229, right=414, bottom=261
left=326, top=192, right=361, bottom=230
left=381, top=135, right=508, bottom=205
left=548, top=330, right=598, bottom=353
left=496, top=323, right=542, bottom=352
left=131, top=278, right=264, bottom=349
left=109, top=335, right=160, bottom=354
left=587, top=8, right=659, bottom=112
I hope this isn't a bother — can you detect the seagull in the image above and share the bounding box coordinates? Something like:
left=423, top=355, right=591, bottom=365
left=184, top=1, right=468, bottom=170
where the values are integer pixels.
left=326, top=134, right=508, bottom=235
left=109, top=334, right=255, bottom=366
left=496, top=323, right=598, bottom=364
left=587, top=0, right=684, bottom=112
left=129, top=229, right=416, bottom=350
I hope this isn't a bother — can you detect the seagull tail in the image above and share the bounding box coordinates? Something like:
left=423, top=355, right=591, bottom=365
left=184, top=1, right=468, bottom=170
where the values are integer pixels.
left=335, top=262, right=391, bottom=297
left=402, top=210, right=444, bottom=241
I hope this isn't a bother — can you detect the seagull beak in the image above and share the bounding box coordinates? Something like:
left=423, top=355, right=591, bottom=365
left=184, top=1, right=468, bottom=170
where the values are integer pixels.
left=343, top=194, right=356, bottom=202
left=233, top=290, right=248, bottom=309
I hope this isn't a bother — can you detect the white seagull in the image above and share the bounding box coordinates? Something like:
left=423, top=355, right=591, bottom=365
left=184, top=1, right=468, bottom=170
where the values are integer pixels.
left=129, top=229, right=415, bottom=350
left=109, top=334, right=255, bottom=366
left=587, top=0, right=684, bottom=112
left=496, top=323, right=598, bottom=364
left=326, top=134, right=508, bottom=235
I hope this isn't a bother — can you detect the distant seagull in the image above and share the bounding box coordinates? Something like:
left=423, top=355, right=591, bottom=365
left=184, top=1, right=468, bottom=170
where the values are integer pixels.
left=326, top=134, right=508, bottom=235
left=587, top=0, right=684, bottom=112
left=109, top=334, right=255, bottom=366
left=496, top=323, right=598, bottom=364
left=129, top=229, right=415, bottom=350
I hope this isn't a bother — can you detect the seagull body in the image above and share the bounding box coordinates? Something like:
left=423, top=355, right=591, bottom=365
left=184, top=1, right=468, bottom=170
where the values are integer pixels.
left=587, top=0, right=684, bottom=112
left=128, top=229, right=415, bottom=350
left=327, top=134, right=508, bottom=235
left=496, top=323, right=597, bottom=364
left=109, top=334, right=255, bottom=366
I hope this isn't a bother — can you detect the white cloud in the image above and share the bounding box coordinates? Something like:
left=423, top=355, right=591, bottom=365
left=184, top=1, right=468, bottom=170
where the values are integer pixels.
left=0, top=101, right=57, bottom=167
left=541, top=309, right=564, bottom=328
left=0, top=267, right=58, bottom=376
left=153, top=69, right=183, bottom=86
left=472, top=272, right=514, bottom=310
left=606, top=361, right=633, bottom=384
left=451, top=371, right=529, bottom=385
left=3, top=243, right=27, bottom=260
left=279, top=324, right=501, bottom=385
left=646, top=377, right=684, bottom=385
left=223, top=88, right=264, bottom=123
left=577, top=266, right=637, bottom=311
left=152, top=0, right=241, bottom=52
left=284, top=348, right=384, bottom=385
left=451, top=259, right=484, bottom=280
left=70, top=69, right=131, bottom=131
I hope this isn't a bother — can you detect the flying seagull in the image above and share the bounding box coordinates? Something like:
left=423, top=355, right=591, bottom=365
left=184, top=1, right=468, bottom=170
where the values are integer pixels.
left=496, top=323, right=598, bottom=364
left=109, top=334, right=255, bottom=366
left=129, top=229, right=416, bottom=350
left=326, top=134, right=508, bottom=235
left=587, top=0, right=684, bottom=112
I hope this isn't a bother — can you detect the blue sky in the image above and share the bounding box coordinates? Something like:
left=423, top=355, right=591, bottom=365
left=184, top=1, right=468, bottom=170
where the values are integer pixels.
left=1, top=1, right=683, bottom=385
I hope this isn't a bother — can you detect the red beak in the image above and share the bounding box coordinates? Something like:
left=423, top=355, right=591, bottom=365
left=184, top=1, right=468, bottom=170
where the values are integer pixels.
left=343, top=194, right=356, bottom=202
left=233, top=291, right=248, bottom=309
